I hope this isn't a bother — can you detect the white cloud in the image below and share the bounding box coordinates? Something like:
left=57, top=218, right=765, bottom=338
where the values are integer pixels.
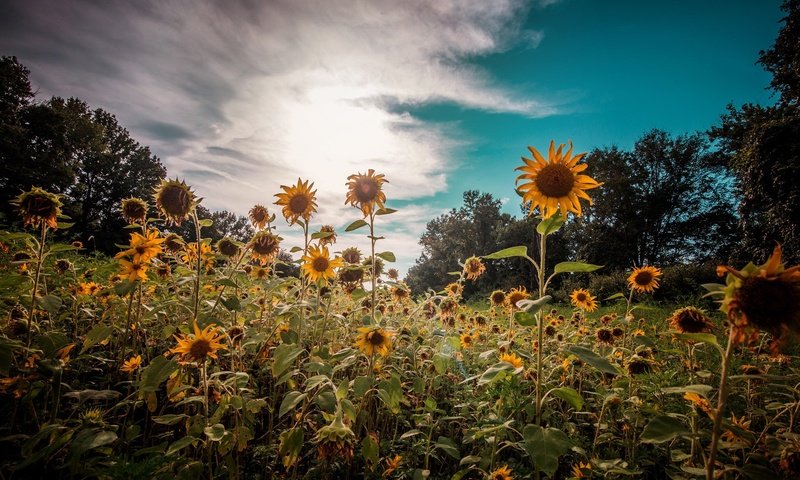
left=2, top=0, right=555, bottom=272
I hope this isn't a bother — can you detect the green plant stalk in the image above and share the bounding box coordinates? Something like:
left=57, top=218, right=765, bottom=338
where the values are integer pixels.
left=26, top=222, right=48, bottom=348
left=706, top=324, right=735, bottom=480
left=535, top=230, right=546, bottom=427
left=192, top=211, right=202, bottom=322
left=369, top=211, right=377, bottom=324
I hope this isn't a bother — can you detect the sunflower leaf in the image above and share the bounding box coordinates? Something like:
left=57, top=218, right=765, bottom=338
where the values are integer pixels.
left=376, top=208, right=397, bottom=215
left=640, top=415, right=692, bottom=444
left=553, top=262, right=603, bottom=274
left=377, top=251, right=396, bottom=262
left=536, top=212, right=564, bottom=236
left=483, top=246, right=528, bottom=260
left=345, top=219, right=368, bottom=232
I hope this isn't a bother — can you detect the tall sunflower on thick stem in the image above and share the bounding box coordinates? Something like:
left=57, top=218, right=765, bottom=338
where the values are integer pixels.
left=345, top=169, right=389, bottom=322
left=510, top=140, right=601, bottom=431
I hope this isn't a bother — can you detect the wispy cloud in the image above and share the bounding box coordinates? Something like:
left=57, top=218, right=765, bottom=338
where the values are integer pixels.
left=1, top=0, right=554, bottom=274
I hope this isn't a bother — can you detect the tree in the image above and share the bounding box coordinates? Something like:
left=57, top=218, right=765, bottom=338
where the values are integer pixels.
left=170, top=205, right=254, bottom=244
left=0, top=56, right=167, bottom=251
left=709, top=0, right=800, bottom=264
left=563, top=130, right=738, bottom=268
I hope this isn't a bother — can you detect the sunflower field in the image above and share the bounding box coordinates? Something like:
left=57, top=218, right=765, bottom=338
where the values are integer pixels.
left=1, top=142, right=800, bottom=480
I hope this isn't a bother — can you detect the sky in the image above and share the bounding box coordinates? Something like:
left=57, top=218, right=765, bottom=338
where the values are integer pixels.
left=0, top=0, right=784, bottom=276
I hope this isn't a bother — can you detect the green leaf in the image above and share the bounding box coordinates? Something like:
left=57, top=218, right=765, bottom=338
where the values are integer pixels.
left=640, top=415, right=691, bottom=444
left=198, top=219, right=214, bottom=227
left=376, top=208, right=397, bottom=215
left=376, top=251, right=396, bottom=262
left=114, top=280, right=137, bottom=296
left=376, top=374, right=404, bottom=415
left=204, top=423, right=227, bottom=441
left=514, top=311, right=537, bottom=326
left=536, top=212, right=564, bottom=236
left=345, top=219, right=368, bottom=232
left=604, top=292, right=625, bottom=300
left=661, top=385, right=713, bottom=397
left=311, top=230, right=335, bottom=240
left=434, top=436, right=460, bottom=459
left=522, top=425, right=572, bottom=478
left=289, top=246, right=302, bottom=253
left=35, top=294, right=62, bottom=314
left=221, top=296, right=242, bottom=312
left=483, top=246, right=527, bottom=260
left=80, top=324, right=112, bottom=354
left=47, top=244, right=78, bottom=253
left=565, top=345, right=620, bottom=376
left=272, top=343, right=303, bottom=378
left=549, top=387, right=583, bottom=410
left=140, top=356, right=179, bottom=392
left=56, top=222, right=74, bottom=230
left=166, top=436, right=198, bottom=456
left=477, top=362, right=515, bottom=385
left=353, top=376, right=373, bottom=397
left=399, top=429, right=422, bottom=440
left=516, top=295, right=551, bottom=313
left=279, top=428, right=304, bottom=468
left=152, top=414, right=188, bottom=426
left=553, top=261, right=603, bottom=274
left=279, top=391, right=307, bottom=417
left=362, top=434, right=379, bottom=465
left=675, top=333, right=721, bottom=349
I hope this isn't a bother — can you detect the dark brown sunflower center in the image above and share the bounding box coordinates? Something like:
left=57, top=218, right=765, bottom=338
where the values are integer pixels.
left=737, top=276, right=800, bottom=332
left=289, top=194, right=310, bottom=215
left=312, top=256, right=330, bottom=272
left=576, top=292, right=587, bottom=301
left=253, top=236, right=278, bottom=255
left=189, top=339, right=212, bottom=359
left=123, top=202, right=146, bottom=219
left=634, top=271, right=653, bottom=286
left=676, top=310, right=711, bottom=333
left=491, top=293, right=505, bottom=304
left=355, top=179, right=379, bottom=203
left=135, top=245, right=148, bottom=255
left=463, top=335, right=472, bottom=344
left=535, top=163, right=575, bottom=198
left=159, top=185, right=192, bottom=216
left=368, top=331, right=385, bottom=345
left=25, top=195, right=58, bottom=217
left=131, top=263, right=143, bottom=271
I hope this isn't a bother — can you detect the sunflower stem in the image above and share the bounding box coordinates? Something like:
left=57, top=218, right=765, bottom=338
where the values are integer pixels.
left=26, top=222, right=48, bottom=348
left=535, top=228, right=546, bottom=428
left=192, top=211, right=202, bottom=322
left=706, top=323, right=735, bottom=480
left=369, top=211, right=377, bottom=325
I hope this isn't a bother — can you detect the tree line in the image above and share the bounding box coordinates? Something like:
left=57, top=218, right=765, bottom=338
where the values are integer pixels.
left=407, top=0, right=800, bottom=298
left=0, top=56, right=254, bottom=252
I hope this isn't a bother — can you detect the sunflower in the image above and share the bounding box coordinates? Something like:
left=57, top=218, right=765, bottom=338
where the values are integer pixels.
left=445, top=282, right=463, bottom=298
left=13, top=187, right=63, bottom=230
left=684, top=392, right=715, bottom=420
left=459, top=332, right=474, bottom=349
left=571, top=462, right=592, bottom=479
left=386, top=268, right=399, bottom=281
left=115, top=229, right=164, bottom=263
left=78, top=282, right=102, bottom=296
left=463, top=256, right=486, bottom=281
left=181, top=242, right=214, bottom=270
left=499, top=352, right=524, bottom=369
left=506, top=287, right=530, bottom=310
left=626, top=355, right=651, bottom=375
left=121, top=355, right=143, bottom=373
left=317, top=225, right=337, bottom=246
left=170, top=321, right=227, bottom=362
left=488, top=465, right=513, bottom=480
left=301, top=245, right=344, bottom=285
left=354, top=327, right=392, bottom=357
left=339, top=265, right=365, bottom=285
left=153, top=178, right=196, bottom=226
left=249, top=231, right=281, bottom=265
left=668, top=306, right=714, bottom=334
left=515, top=140, right=601, bottom=219
left=717, top=244, right=800, bottom=348
left=489, top=290, right=506, bottom=307
left=119, top=258, right=148, bottom=282
left=363, top=256, right=385, bottom=278
left=251, top=266, right=271, bottom=280
left=216, top=237, right=240, bottom=257
left=163, top=233, right=184, bottom=254
left=391, top=285, right=409, bottom=303
left=248, top=204, right=272, bottom=230
left=628, top=265, right=662, bottom=293
left=345, top=169, right=388, bottom=217
left=120, top=197, right=148, bottom=224
left=341, top=247, right=362, bottom=264
left=596, top=328, right=614, bottom=345
left=383, top=454, right=402, bottom=477
left=274, top=178, right=317, bottom=225
left=570, top=288, right=598, bottom=312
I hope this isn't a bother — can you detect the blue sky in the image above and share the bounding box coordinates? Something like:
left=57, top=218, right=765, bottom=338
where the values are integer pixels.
left=0, top=0, right=783, bottom=275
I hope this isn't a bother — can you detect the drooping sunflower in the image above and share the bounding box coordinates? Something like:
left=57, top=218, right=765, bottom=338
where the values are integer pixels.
left=153, top=178, right=197, bottom=226
left=13, top=187, right=63, bottom=230
left=506, top=287, right=530, bottom=310
left=163, top=233, right=184, bottom=254
left=354, top=327, right=392, bottom=357
left=120, top=197, right=148, bottom=225
left=515, top=140, right=601, bottom=219
left=499, top=352, right=524, bottom=369
left=445, top=282, right=463, bottom=298
left=463, top=256, right=486, bottom=281
left=341, top=247, right=362, bottom=264
left=249, top=231, right=281, bottom=265
left=668, top=306, right=714, bottom=334
left=121, top=355, right=143, bottom=373
left=317, top=225, right=337, bottom=246
left=386, top=268, right=399, bottom=281
left=115, top=229, right=164, bottom=263
left=170, top=321, right=227, bottom=363
left=489, top=290, right=506, bottom=308
left=570, top=288, right=598, bottom=312
left=301, top=245, right=344, bottom=285
left=363, top=256, right=385, bottom=278
left=488, top=464, right=513, bottom=480
left=717, top=244, right=800, bottom=348
left=628, top=265, right=662, bottom=293
left=345, top=169, right=388, bottom=217
left=248, top=204, right=272, bottom=230
left=216, top=237, right=240, bottom=257
left=274, top=178, right=317, bottom=225
left=119, top=258, right=148, bottom=282
left=391, top=285, right=409, bottom=303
